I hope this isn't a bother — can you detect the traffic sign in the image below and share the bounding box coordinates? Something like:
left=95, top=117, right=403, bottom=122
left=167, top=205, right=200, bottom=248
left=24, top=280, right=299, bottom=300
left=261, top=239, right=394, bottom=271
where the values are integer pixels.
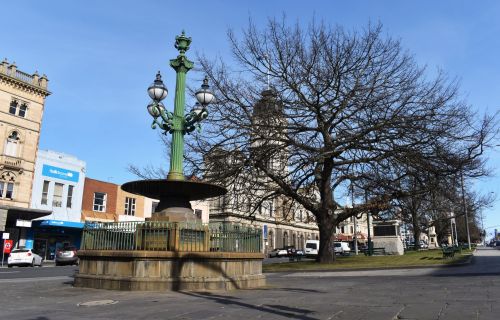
left=2, top=233, right=9, bottom=240
left=3, top=239, right=13, bottom=254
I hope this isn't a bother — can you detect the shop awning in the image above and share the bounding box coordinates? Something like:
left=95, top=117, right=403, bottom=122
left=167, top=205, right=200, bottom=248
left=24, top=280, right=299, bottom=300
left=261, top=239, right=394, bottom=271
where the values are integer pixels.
left=36, top=220, right=84, bottom=229
left=1, top=205, right=52, bottom=230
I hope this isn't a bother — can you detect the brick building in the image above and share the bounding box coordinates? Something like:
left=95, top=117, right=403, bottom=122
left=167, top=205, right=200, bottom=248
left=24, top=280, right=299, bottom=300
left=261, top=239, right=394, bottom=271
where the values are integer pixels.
left=81, top=177, right=150, bottom=222
left=81, top=178, right=118, bottom=222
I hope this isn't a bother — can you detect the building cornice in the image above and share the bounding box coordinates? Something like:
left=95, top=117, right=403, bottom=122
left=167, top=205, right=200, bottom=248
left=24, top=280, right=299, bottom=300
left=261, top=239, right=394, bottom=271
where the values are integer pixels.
left=0, top=73, right=51, bottom=97
left=210, top=211, right=319, bottom=231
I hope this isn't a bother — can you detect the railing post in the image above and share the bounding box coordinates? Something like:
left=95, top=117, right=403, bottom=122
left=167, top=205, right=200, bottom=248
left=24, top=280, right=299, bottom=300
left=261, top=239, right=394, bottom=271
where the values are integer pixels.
left=40, top=74, right=48, bottom=89
left=0, top=59, right=8, bottom=74
left=8, top=62, right=16, bottom=76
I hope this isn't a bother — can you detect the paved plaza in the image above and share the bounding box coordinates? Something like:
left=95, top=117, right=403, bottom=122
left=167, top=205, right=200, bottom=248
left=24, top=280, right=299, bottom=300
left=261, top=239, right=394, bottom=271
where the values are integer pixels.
left=1, top=247, right=499, bottom=320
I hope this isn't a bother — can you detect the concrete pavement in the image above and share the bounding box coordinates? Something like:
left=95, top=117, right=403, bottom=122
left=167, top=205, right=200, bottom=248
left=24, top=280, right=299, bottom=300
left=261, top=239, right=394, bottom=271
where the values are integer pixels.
left=0, top=247, right=499, bottom=319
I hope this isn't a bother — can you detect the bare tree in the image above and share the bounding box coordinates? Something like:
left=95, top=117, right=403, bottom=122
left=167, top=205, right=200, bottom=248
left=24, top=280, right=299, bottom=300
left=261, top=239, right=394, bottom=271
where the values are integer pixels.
left=133, top=19, right=495, bottom=263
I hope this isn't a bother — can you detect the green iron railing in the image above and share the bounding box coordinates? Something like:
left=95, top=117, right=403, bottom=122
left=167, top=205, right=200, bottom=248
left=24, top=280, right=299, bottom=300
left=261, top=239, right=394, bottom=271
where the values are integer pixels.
left=80, top=221, right=262, bottom=253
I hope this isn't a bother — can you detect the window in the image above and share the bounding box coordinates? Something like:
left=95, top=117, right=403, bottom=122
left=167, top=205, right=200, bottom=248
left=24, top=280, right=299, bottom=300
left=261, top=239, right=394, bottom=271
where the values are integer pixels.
left=18, top=103, right=27, bottom=117
left=52, top=183, right=63, bottom=207
left=66, top=185, right=74, bottom=208
left=6, top=183, right=14, bottom=199
left=41, top=180, right=50, bottom=205
left=151, top=201, right=159, bottom=214
left=0, top=182, right=11, bottom=199
left=0, top=182, right=14, bottom=199
left=195, top=209, right=202, bottom=220
left=124, top=197, right=136, bottom=216
left=93, top=192, right=107, bottom=212
left=5, top=131, right=20, bottom=157
left=8, top=100, right=28, bottom=118
left=9, top=100, right=17, bottom=115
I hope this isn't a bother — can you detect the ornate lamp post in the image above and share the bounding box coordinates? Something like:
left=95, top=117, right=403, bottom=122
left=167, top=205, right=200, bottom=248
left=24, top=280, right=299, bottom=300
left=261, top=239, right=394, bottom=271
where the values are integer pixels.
left=146, top=31, right=214, bottom=181
left=122, top=31, right=224, bottom=222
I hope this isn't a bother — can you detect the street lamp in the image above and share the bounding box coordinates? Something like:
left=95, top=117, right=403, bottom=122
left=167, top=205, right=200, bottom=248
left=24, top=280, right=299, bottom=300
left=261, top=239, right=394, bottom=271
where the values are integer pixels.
left=146, top=31, right=215, bottom=181
left=460, top=170, right=472, bottom=250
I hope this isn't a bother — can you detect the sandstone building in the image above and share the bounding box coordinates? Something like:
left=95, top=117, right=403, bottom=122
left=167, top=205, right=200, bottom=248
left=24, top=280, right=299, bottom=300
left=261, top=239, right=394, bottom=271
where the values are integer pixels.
left=0, top=59, right=51, bottom=248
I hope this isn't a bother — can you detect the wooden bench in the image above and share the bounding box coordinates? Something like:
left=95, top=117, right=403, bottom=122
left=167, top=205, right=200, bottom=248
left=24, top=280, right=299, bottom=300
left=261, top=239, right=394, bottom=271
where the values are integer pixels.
left=363, top=247, right=386, bottom=256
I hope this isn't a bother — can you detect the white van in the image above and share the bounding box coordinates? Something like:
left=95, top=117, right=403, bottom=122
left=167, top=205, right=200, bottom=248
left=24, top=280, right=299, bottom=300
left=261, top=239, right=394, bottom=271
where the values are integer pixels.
left=333, top=242, right=351, bottom=255
left=305, top=240, right=319, bottom=258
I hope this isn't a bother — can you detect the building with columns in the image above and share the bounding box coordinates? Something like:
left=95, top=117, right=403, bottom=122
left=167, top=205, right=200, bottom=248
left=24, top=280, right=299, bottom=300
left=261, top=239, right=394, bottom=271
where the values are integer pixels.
left=207, top=90, right=320, bottom=254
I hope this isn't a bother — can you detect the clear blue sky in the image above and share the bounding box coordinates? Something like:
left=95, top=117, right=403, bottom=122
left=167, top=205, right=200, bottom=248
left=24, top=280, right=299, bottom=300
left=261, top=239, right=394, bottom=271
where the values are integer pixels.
left=1, top=1, right=499, bottom=235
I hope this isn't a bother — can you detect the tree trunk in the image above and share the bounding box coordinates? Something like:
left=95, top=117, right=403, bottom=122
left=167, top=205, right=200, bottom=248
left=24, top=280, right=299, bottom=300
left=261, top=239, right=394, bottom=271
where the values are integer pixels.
left=317, top=220, right=335, bottom=263
left=412, top=210, right=421, bottom=250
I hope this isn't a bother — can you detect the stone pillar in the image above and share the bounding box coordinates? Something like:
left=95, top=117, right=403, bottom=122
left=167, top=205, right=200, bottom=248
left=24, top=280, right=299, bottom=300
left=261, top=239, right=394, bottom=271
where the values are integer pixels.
left=32, top=71, right=40, bottom=86
left=0, top=209, right=7, bottom=232
left=9, top=62, right=17, bottom=76
left=0, top=59, right=8, bottom=74
left=275, top=228, right=283, bottom=248
left=39, top=74, right=48, bottom=89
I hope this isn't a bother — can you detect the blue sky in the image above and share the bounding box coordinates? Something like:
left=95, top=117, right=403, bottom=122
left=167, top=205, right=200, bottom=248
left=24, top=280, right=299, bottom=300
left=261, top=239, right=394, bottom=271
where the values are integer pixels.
left=1, top=1, right=499, bottom=235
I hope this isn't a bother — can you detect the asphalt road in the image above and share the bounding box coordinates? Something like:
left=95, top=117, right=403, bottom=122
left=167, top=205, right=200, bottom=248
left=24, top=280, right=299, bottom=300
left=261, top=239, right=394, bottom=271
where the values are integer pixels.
left=0, top=265, right=77, bottom=280
left=0, top=247, right=499, bottom=320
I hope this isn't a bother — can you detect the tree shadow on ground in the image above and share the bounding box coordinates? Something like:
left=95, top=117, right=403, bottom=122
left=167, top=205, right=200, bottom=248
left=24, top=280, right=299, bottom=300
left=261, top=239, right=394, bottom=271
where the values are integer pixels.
left=181, top=291, right=319, bottom=320
left=253, top=287, right=325, bottom=293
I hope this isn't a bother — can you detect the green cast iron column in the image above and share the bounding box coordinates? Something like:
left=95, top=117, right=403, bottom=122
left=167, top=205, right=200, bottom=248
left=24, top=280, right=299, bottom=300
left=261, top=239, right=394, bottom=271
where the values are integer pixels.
left=167, top=31, right=194, bottom=181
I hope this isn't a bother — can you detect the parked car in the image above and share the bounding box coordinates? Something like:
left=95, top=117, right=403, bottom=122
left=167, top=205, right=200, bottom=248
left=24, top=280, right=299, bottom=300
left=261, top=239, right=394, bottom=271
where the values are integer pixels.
left=284, top=246, right=299, bottom=257
left=8, top=248, right=43, bottom=267
left=55, top=246, right=79, bottom=266
left=333, top=242, right=351, bottom=255
left=268, top=248, right=287, bottom=258
left=305, top=240, right=319, bottom=258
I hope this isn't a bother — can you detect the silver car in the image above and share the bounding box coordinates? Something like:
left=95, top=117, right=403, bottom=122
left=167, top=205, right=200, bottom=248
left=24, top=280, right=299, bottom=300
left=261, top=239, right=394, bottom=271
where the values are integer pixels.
left=55, top=246, right=79, bottom=266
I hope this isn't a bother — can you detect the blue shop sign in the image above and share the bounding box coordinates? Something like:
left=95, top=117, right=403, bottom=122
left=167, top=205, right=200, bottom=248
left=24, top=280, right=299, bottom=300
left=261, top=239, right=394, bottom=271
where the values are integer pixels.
left=42, top=165, right=79, bottom=182
left=39, top=220, right=84, bottom=229
left=263, top=225, right=268, bottom=239
left=25, top=239, right=33, bottom=249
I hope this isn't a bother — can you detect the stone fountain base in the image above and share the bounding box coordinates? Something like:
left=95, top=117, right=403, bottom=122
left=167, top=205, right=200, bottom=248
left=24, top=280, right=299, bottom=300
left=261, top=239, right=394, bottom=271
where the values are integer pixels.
left=75, top=179, right=266, bottom=291
left=74, top=250, right=266, bottom=291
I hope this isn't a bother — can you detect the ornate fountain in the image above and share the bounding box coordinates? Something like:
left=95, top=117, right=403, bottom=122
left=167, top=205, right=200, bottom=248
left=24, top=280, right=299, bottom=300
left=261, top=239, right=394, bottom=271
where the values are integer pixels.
left=74, top=32, right=266, bottom=291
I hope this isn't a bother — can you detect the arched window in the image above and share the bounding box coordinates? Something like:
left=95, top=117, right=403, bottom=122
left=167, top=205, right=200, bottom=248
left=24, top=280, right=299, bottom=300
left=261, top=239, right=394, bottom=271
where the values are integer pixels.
left=5, top=131, right=20, bottom=157
left=292, top=233, right=296, bottom=247
left=269, top=230, right=274, bottom=249
left=0, top=171, right=16, bottom=200
left=283, top=232, right=288, bottom=247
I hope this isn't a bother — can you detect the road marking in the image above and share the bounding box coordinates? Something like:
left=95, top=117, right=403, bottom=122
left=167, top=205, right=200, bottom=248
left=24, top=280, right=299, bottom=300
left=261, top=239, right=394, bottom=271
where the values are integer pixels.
left=0, top=276, right=72, bottom=283
left=0, top=271, right=20, bottom=274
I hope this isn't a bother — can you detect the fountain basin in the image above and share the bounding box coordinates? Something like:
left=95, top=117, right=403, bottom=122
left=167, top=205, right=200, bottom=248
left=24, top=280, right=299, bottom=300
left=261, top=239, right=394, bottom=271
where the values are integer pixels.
left=122, top=179, right=227, bottom=222
left=74, top=250, right=266, bottom=291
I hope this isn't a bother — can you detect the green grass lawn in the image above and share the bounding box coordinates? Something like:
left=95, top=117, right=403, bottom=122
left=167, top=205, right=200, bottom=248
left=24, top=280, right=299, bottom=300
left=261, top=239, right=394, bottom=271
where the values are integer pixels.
left=263, top=249, right=473, bottom=272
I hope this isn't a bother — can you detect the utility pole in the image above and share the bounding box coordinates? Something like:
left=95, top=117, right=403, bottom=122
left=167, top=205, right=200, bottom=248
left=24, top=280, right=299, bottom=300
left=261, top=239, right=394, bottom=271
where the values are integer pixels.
left=450, top=211, right=458, bottom=246
left=460, top=171, right=472, bottom=250
left=365, top=189, right=372, bottom=255
left=351, top=183, right=358, bottom=255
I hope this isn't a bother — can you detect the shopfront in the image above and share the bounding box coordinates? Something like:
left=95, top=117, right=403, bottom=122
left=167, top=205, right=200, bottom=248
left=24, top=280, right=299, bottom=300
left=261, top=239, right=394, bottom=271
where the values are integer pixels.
left=0, top=206, right=51, bottom=252
left=30, top=220, right=83, bottom=260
